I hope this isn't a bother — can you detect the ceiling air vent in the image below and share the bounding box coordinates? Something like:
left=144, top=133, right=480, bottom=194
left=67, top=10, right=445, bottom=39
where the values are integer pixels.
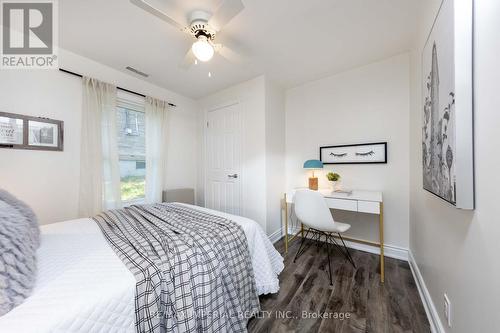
left=126, top=66, right=149, bottom=78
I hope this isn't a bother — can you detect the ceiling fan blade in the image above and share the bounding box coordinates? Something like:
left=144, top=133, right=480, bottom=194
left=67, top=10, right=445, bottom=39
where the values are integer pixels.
left=208, top=0, right=244, bottom=31
left=214, top=33, right=248, bottom=64
left=130, top=0, right=185, bottom=30
left=179, top=48, right=196, bottom=69
left=216, top=44, right=247, bottom=64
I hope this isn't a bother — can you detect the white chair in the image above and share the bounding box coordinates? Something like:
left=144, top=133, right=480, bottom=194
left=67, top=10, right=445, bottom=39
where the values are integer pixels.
left=293, top=189, right=356, bottom=285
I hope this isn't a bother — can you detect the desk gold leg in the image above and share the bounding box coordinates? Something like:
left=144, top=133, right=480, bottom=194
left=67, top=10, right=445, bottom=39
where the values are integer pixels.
left=284, top=193, right=288, bottom=253
left=379, top=202, right=385, bottom=283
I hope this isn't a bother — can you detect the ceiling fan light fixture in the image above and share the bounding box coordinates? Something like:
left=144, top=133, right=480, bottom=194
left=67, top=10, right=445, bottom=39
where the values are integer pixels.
left=192, top=36, right=214, bottom=62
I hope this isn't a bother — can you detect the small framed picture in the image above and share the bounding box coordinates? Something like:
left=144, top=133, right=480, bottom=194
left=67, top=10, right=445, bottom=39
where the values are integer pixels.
left=28, top=120, right=62, bottom=149
left=0, top=112, right=63, bottom=151
left=320, top=142, right=387, bottom=164
left=0, top=113, right=24, bottom=146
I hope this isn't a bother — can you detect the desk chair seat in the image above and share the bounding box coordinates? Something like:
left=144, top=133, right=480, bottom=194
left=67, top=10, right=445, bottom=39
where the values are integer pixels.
left=293, top=189, right=356, bottom=285
left=323, top=221, right=351, bottom=233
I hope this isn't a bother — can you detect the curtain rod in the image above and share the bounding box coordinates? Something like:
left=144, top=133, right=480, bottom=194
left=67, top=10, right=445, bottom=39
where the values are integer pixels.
left=58, top=68, right=177, bottom=107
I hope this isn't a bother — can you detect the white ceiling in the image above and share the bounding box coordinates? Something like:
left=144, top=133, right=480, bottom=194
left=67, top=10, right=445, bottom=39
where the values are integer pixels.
left=60, top=0, right=422, bottom=99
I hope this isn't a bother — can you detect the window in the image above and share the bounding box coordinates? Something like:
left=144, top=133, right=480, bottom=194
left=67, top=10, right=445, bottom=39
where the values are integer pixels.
left=117, top=97, right=146, bottom=203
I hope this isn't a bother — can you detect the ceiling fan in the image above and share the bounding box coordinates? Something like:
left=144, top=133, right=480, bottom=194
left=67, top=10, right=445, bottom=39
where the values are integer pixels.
left=130, top=0, right=246, bottom=69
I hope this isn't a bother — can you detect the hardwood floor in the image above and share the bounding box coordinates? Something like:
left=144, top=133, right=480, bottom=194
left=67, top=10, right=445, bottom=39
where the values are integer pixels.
left=248, top=237, right=430, bottom=333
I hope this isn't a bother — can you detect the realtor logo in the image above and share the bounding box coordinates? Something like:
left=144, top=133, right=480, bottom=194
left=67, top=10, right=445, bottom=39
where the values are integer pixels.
left=1, top=0, right=58, bottom=69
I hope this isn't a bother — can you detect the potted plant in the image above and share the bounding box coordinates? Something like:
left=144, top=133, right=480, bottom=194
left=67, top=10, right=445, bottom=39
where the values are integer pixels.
left=326, top=172, right=341, bottom=191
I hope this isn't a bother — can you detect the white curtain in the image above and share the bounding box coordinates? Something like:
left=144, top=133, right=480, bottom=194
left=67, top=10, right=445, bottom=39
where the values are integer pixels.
left=145, top=96, right=169, bottom=203
left=79, top=77, right=121, bottom=216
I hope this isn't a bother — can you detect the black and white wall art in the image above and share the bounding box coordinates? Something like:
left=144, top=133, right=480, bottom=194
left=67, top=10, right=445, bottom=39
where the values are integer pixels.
left=422, top=0, right=474, bottom=209
left=0, top=111, right=64, bottom=151
left=28, top=120, right=60, bottom=148
left=0, top=113, right=23, bottom=145
left=320, top=142, right=387, bottom=164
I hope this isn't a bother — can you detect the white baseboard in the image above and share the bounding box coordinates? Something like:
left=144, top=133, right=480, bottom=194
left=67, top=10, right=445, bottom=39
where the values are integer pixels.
left=268, top=228, right=283, bottom=244
left=280, top=227, right=408, bottom=261
left=408, top=251, right=445, bottom=333
left=341, top=238, right=408, bottom=261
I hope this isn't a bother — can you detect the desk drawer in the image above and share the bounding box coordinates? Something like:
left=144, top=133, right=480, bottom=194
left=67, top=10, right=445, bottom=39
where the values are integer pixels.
left=358, top=200, right=380, bottom=214
left=325, top=198, right=358, bottom=212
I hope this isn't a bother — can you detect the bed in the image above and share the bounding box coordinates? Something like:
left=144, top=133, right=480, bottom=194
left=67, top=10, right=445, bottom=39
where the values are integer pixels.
left=0, top=203, right=283, bottom=333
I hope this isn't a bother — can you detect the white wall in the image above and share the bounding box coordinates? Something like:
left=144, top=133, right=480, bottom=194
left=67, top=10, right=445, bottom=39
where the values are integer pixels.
left=285, top=53, right=410, bottom=248
left=0, top=49, right=198, bottom=225
left=197, top=76, right=268, bottom=229
left=409, top=1, right=500, bottom=332
left=265, top=79, right=286, bottom=235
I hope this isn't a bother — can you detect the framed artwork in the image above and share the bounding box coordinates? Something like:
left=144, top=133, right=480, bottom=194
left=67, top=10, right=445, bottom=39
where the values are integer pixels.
left=28, top=120, right=61, bottom=148
left=422, top=0, right=474, bottom=209
left=0, top=112, right=63, bottom=151
left=320, top=142, right=387, bottom=164
left=0, top=113, right=23, bottom=146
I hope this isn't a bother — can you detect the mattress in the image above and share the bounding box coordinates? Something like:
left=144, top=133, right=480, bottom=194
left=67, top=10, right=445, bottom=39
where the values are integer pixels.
left=0, top=204, right=283, bottom=333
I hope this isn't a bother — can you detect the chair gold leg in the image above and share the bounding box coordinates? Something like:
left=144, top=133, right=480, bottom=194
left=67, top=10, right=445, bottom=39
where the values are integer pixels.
left=379, top=202, right=385, bottom=283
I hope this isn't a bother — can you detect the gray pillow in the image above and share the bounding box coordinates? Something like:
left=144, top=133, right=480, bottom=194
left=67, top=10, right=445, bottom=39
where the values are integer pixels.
left=0, top=189, right=40, bottom=316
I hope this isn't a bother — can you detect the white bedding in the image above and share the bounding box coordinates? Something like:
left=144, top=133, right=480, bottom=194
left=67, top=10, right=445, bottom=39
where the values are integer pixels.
left=179, top=204, right=284, bottom=295
left=0, top=204, right=283, bottom=333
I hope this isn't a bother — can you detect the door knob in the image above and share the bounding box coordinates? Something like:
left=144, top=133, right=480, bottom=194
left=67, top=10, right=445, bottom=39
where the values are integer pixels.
left=228, top=174, right=238, bottom=178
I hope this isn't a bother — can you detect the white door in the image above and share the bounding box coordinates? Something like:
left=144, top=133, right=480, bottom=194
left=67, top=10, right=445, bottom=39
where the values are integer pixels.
left=205, top=103, right=242, bottom=215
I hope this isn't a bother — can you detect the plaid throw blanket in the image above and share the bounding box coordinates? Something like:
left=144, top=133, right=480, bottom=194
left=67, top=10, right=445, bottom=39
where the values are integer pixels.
left=93, top=203, right=260, bottom=333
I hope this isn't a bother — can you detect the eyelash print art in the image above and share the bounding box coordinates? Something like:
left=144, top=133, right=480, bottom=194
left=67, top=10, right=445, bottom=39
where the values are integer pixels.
left=330, top=152, right=347, bottom=157
left=321, top=143, right=386, bottom=164
left=355, top=150, right=375, bottom=156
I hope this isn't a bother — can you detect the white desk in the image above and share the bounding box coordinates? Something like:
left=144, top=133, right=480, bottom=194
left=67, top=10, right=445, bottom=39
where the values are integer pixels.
left=283, top=188, right=385, bottom=282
